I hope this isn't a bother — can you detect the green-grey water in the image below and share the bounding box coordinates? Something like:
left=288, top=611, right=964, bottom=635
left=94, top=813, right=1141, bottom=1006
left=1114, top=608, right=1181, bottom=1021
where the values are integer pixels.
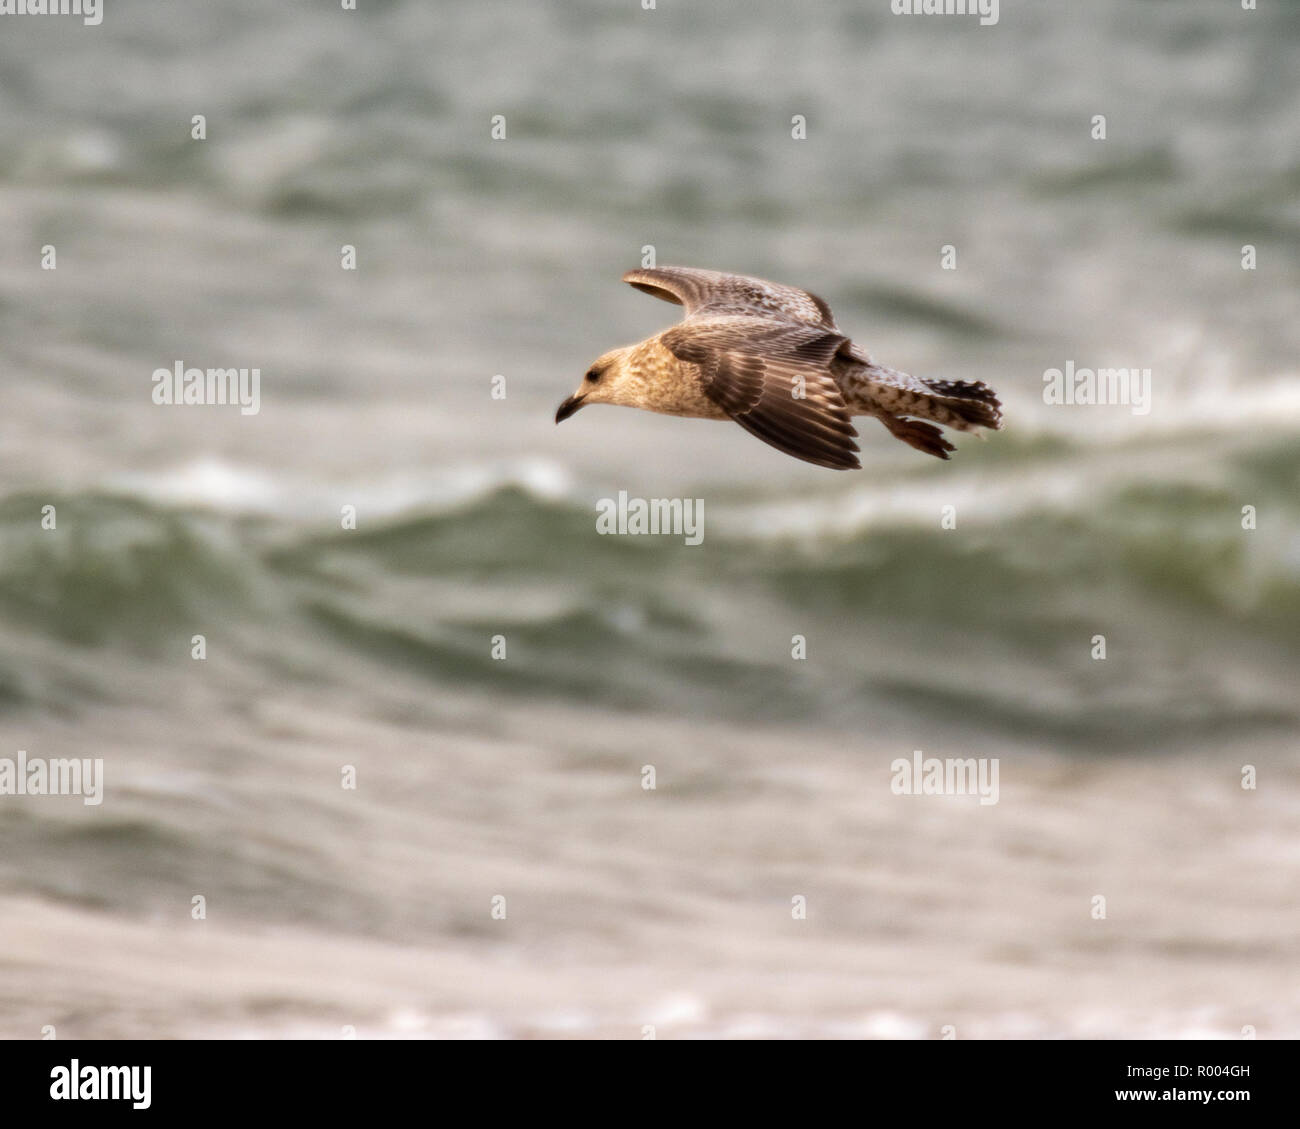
left=1, top=0, right=1297, bottom=1038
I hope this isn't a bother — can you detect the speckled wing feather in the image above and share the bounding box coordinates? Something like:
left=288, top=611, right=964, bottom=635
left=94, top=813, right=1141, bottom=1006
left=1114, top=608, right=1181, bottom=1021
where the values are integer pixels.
left=660, top=317, right=861, bottom=470
left=623, top=266, right=839, bottom=330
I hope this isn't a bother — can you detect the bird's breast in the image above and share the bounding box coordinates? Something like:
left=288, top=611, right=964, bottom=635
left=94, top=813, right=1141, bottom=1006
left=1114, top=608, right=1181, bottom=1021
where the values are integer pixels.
left=630, top=344, right=729, bottom=420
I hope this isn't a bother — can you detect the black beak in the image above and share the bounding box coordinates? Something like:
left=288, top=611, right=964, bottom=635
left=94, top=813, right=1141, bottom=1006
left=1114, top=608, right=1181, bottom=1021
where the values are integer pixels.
left=554, top=393, right=586, bottom=423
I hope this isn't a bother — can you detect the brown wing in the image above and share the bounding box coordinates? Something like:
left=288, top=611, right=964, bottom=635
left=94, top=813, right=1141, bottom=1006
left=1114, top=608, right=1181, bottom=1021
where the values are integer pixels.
left=623, top=266, right=839, bottom=330
left=661, top=317, right=860, bottom=470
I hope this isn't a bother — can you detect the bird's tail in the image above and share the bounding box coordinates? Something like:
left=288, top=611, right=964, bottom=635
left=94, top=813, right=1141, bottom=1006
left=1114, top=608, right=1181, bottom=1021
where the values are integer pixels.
left=921, top=378, right=1004, bottom=431
left=844, top=356, right=1004, bottom=433
left=838, top=357, right=1005, bottom=456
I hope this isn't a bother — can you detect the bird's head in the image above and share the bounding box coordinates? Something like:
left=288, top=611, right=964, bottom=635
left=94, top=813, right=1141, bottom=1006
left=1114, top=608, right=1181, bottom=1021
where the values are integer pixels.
left=555, top=346, right=637, bottom=423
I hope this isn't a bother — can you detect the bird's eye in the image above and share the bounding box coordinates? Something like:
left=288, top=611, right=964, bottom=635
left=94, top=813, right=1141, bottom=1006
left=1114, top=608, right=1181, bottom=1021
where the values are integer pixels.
left=585, top=369, right=601, bottom=383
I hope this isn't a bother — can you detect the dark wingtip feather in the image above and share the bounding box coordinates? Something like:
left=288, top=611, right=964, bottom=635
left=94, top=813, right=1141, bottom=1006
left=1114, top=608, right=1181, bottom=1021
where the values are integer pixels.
left=879, top=416, right=957, bottom=459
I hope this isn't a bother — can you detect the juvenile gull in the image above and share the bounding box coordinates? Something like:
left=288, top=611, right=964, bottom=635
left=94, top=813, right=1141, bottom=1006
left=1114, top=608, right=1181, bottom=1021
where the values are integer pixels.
left=555, top=266, right=1003, bottom=470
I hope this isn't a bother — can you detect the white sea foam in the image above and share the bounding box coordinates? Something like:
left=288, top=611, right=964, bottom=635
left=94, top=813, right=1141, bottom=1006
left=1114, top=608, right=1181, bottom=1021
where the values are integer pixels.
left=107, top=456, right=575, bottom=519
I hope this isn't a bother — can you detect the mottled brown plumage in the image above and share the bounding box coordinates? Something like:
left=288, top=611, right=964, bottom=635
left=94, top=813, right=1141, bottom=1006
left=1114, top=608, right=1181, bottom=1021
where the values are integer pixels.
left=555, top=266, right=1003, bottom=470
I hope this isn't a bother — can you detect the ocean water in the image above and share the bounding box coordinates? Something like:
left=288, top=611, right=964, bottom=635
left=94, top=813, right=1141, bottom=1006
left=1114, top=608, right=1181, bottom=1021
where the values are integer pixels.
left=1, top=0, right=1298, bottom=1038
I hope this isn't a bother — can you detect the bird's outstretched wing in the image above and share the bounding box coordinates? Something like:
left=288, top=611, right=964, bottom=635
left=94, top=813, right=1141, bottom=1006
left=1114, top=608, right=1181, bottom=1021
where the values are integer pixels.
left=661, top=317, right=860, bottom=470
left=623, top=266, right=839, bottom=330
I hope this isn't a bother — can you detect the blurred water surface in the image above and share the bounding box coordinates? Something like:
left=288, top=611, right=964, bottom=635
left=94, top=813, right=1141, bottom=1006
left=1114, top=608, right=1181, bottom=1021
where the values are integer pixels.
left=0, top=0, right=1297, bottom=1037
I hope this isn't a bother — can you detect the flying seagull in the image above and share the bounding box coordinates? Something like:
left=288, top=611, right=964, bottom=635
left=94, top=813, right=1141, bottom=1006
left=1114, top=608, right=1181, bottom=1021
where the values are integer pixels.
left=555, top=266, right=1003, bottom=470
